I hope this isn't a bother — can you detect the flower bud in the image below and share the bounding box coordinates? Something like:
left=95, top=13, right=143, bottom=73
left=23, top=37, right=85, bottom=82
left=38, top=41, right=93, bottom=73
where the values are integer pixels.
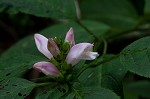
left=47, top=38, right=60, bottom=57
left=65, top=27, right=75, bottom=47
left=62, top=41, right=70, bottom=52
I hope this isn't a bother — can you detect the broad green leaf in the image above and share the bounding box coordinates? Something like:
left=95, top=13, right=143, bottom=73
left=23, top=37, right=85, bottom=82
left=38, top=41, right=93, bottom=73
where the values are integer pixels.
left=0, top=78, right=36, bottom=99
left=124, top=81, right=150, bottom=98
left=80, top=0, right=139, bottom=30
left=79, top=87, right=120, bottom=99
left=36, top=89, right=63, bottom=99
left=0, top=0, right=76, bottom=19
left=144, top=0, right=150, bottom=15
left=120, top=36, right=150, bottom=78
left=0, top=36, right=47, bottom=82
left=101, top=55, right=127, bottom=96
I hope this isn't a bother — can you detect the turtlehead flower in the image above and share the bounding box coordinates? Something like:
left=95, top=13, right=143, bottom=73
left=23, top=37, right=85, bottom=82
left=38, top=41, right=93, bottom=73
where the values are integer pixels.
left=66, top=43, right=99, bottom=66
left=34, top=34, right=60, bottom=77
left=34, top=34, right=53, bottom=59
left=33, top=62, right=59, bottom=77
left=33, top=27, right=99, bottom=77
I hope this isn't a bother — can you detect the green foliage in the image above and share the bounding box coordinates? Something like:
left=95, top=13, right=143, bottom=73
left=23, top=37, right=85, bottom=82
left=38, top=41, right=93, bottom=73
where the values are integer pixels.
left=101, top=55, right=127, bottom=96
left=78, top=66, right=102, bottom=87
left=0, top=0, right=150, bottom=98
left=124, top=81, right=150, bottom=98
left=0, top=78, right=36, bottom=99
left=0, top=0, right=76, bottom=19
left=41, top=20, right=110, bottom=43
left=144, top=0, right=150, bottom=15
left=120, top=36, right=150, bottom=78
left=79, top=87, right=120, bottom=99
left=36, top=89, right=63, bottom=99
left=80, top=0, right=139, bottom=30
left=0, top=36, right=47, bottom=82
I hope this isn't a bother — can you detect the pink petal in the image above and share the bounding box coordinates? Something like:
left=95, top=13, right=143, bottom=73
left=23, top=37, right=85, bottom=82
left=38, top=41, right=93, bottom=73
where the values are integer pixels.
left=65, top=27, right=75, bottom=47
left=47, top=38, right=60, bottom=57
left=66, top=43, right=99, bottom=66
left=33, top=61, right=59, bottom=77
left=34, top=34, right=53, bottom=59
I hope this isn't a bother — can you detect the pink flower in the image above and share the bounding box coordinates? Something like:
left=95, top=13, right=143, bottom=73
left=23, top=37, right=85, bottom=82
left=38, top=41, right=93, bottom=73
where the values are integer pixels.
left=34, top=34, right=53, bottom=59
left=33, top=27, right=99, bottom=76
left=66, top=43, right=99, bottom=66
left=33, top=62, right=59, bottom=77
left=65, top=27, right=75, bottom=47
left=34, top=34, right=60, bottom=77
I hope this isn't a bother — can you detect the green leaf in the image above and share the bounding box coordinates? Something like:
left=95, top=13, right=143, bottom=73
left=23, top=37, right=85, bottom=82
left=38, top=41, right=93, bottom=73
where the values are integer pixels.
left=36, top=89, right=63, bottom=99
left=0, top=0, right=76, bottom=19
left=78, top=66, right=101, bottom=87
left=120, top=36, right=150, bottom=78
left=0, top=36, right=47, bottom=82
left=80, top=0, right=139, bottom=30
left=144, top=0, right=150, bottom=15
left=101, top=55, right=127, bottom=96
left=65, top=93, right=76, bottom=99
left=80, top=87, right=120, bottom=99
left=0, top=78, right=36, bottom=99
left=125, top=81, right=150, bottom=98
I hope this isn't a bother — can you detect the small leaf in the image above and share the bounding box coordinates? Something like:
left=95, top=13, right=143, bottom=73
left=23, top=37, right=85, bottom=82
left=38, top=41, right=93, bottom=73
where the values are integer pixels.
left=0, top=0, right=76, bottom=19
left=0, top=78, right=36, bottom=98
left=120, top=36, right=150, bottom=78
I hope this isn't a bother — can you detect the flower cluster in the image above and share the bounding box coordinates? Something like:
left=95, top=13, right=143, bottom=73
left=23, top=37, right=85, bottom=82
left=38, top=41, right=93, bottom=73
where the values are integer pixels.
left=33, top=28, right=99, bottom=79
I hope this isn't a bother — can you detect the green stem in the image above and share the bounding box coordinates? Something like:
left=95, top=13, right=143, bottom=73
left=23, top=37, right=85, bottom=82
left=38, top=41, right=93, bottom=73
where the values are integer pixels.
left=76, top=20, right=108, bottom=55
left=72, top=87, right=82, bottom=99
left=30, top=76, right=52, bottom=82
left=76, top=20, right=102, bottom=42
left=76, top=65, right=89, bottom=77
left=36, top=82, right=54, bottom=87
left=77, top=54, right=119, bottom=78
left=102, top=38, right=107, bottom=55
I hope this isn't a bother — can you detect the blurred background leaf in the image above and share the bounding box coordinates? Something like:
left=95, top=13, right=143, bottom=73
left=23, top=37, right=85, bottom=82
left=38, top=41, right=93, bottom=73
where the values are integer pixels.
left=124, top=81, right=150, bottom=99
left=0, top=0, right=77, bottom=19
left=79, top=0, right=139, bottom=30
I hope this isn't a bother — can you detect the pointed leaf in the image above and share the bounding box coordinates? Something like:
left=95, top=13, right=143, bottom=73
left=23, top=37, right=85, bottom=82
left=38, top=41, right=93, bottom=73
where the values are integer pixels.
left=120, top=36, right=150, bottom=78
